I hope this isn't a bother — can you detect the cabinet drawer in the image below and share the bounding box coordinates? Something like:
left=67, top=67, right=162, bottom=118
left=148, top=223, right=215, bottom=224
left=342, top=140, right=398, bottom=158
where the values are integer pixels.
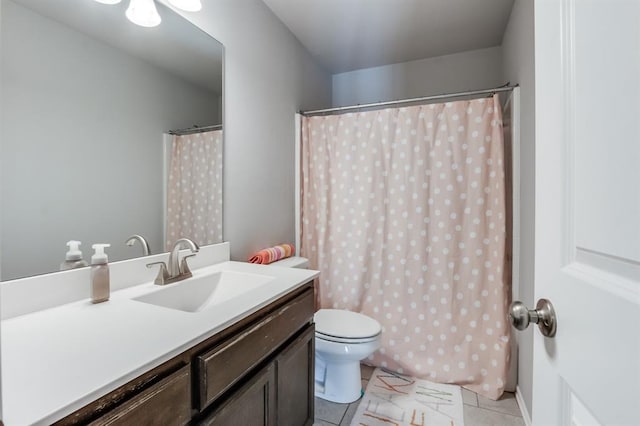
left=196, top=288, right=314, bottom=410
left=89, top=365, right=191, bottom=426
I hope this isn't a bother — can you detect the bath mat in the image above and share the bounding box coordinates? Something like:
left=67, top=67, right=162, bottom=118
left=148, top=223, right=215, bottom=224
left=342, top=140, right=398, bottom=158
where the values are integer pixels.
left=350, top=368, right=465, bottom=426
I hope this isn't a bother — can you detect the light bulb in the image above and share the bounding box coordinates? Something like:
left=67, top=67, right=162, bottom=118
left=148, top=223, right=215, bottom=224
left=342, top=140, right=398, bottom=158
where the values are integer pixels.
left=168, top=0, right=202, bottom=12
left=126, top=0, right=161, bottom=27
left=94, top=0, right=122, bottom=4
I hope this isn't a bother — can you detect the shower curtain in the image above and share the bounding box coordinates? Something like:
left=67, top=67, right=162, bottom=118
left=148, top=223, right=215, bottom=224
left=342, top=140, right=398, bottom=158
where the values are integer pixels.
left=166, top=129, right=223, bottom=250
left=300, top=95, right=509, bottom=399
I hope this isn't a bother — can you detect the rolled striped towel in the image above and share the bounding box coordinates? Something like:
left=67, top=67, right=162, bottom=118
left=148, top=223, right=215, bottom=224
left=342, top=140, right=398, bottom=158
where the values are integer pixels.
left=248, top=243, right=295, bottom=264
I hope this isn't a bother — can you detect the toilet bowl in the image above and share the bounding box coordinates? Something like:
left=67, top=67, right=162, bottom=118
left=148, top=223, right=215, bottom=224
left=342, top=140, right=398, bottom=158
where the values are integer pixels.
left=314, top=309, right=382, bottom=403
left=270, top=256, right=382, bottom=404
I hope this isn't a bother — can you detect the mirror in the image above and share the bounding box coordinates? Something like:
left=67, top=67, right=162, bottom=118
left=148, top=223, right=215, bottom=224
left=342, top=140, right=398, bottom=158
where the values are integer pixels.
left=0, top=0, right=224, bottom=280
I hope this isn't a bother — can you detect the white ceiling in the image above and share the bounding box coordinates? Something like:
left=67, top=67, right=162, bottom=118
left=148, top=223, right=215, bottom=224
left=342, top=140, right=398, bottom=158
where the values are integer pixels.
left=262, top=0, right=515, bottom=74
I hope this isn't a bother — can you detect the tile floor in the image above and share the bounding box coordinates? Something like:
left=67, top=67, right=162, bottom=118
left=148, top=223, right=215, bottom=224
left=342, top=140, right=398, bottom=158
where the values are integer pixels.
left=314, top=364, right=525, bottom=426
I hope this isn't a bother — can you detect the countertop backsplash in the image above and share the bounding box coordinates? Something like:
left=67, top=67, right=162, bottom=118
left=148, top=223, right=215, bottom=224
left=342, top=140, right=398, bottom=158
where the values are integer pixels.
left=1, top=242, right=231, bottom=320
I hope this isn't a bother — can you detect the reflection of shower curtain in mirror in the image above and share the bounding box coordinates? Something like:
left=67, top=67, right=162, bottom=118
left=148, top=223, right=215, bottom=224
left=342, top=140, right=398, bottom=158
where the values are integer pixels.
left=166, top=129, right=223, bottom=250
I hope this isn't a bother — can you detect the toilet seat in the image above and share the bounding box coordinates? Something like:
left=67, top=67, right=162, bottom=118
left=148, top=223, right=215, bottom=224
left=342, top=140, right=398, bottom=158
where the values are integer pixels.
left=314, top=309, right=381, bottom=344
left=315, top=331, right=380, bottom=344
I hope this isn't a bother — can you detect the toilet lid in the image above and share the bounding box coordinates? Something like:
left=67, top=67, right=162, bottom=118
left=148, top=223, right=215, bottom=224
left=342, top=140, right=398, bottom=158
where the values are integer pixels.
left=314, top=309, right=381, bottom=340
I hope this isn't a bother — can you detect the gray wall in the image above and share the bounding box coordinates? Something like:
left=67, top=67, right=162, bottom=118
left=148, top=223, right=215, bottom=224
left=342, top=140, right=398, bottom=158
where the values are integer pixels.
left=0, top=0, right=220, bottom=279
left=172, top=0, right=332, bottom=261
left=332, top=46, right=504, bottom=106
left=502, top=0, right=535, bottom=418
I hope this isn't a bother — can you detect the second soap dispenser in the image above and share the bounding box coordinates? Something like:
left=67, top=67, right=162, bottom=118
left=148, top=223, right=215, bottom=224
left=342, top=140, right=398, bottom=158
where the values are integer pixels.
left=90, top=244, right=111, bottom=304
left=60, top=240, right=88, bottom=271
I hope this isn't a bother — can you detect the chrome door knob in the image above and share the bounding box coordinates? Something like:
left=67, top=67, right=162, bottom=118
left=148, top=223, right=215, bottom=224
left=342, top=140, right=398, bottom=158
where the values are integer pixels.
left=508, top=299, right=557, bottom=337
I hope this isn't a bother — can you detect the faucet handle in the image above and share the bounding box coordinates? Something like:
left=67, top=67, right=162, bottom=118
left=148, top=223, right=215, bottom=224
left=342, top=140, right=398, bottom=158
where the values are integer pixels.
left=180, top=254, right=197, bottom=278
left=146, top=261, right=169, bottom=285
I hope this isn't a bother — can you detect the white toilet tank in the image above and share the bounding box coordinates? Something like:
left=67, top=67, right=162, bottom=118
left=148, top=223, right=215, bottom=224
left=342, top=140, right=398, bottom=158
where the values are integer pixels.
left=268, top=256, right=309, bottom=269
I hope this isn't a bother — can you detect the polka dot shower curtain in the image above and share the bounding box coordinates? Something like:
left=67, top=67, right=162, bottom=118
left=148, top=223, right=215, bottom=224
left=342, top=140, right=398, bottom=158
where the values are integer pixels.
left=166, top=129, right=223, bottom=250
left=300, top=95, right=509, bottom=400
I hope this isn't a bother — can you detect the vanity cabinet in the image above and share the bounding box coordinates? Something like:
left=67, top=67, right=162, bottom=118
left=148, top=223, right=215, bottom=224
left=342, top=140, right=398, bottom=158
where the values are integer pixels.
left=56, top=282, right=315, bottom=426
left=200, top=326, right=314, bottom=426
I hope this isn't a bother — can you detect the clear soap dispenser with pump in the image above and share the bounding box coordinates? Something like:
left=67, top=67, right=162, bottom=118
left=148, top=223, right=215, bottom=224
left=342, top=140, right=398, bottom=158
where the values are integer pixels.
left=60, top=240, right=89, bottom=271
left=90, top=243, right=111, bottom=304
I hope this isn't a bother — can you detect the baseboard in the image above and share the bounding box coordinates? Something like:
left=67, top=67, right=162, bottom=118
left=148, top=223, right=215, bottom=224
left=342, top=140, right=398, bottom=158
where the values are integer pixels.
left=515, top=385, right=532, bottom=426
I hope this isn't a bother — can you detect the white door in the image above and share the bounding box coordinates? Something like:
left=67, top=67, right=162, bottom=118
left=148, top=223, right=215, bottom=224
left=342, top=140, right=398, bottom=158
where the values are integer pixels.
left=527, top=0, right=640, bottom=424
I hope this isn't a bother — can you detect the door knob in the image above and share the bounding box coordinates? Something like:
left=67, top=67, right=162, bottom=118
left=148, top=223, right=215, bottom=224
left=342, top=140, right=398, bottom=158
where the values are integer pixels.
left=508, top=299, right=557, bottom=337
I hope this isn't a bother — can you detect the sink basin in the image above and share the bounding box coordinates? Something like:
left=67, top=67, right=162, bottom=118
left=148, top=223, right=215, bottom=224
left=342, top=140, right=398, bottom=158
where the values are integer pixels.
left=133, top=270, right=274, bottom=313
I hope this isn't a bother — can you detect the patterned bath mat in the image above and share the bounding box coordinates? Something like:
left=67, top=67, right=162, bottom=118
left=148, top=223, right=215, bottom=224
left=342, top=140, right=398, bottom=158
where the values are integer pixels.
left=350, top=368, right=465, bottom=426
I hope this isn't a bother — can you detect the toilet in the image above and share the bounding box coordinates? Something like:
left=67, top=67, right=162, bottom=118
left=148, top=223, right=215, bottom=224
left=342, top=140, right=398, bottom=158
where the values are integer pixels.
left=313, top=308, right=382, bottom=403
left=270, top=256, right=382, bottom=404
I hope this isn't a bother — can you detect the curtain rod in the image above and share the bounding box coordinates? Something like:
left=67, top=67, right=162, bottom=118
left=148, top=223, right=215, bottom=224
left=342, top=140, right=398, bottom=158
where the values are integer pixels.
left=300, top=84, right=519, bottom=116
left=168, top=124, right=222, bottom=136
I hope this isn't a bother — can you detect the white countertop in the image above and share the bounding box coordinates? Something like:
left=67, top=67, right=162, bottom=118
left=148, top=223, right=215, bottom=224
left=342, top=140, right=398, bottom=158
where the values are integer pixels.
left=1, top=261, right=318, bottom=426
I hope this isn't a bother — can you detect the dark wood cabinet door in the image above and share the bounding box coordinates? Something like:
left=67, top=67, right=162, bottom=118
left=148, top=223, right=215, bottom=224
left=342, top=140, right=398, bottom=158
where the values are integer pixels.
left=198, top=363, right=276, bottom=426
left=276, top=325, right=315, bottom=426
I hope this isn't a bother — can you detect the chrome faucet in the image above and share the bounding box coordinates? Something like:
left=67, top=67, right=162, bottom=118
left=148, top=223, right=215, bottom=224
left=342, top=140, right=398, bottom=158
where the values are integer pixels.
left=168, top=238, right=199, bottom=277
left=146, top=238, right=199, bottom=285
left=125, top=234, right=151, bottom=256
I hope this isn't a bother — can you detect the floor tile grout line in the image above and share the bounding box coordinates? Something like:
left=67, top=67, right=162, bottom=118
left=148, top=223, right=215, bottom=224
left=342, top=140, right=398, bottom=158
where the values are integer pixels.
left=315, top=400, right=349, bottom=425
left=338, top=406, right=347, bottom=426
left=477, top=397, right=521, bottom=416
left=475, top=405, right=525, bottom=418
left=340, top=399, right=358, bottom=425
left=462, top=390, right=479, bottom=407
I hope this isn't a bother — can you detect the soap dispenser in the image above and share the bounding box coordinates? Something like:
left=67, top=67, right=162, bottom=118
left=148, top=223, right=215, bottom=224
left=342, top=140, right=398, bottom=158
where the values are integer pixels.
left=90, top=244, right=111, bottom=304
left=60, top=240, right=89, bottom=271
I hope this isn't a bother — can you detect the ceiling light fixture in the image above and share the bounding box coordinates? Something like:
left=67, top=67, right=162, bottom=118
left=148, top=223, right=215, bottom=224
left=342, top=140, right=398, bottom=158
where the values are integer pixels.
left=94, top=0, right=202, bottom=28
left=125, top=0, right=161, bottom=27
left=168, top=0, right=202, bottom=12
